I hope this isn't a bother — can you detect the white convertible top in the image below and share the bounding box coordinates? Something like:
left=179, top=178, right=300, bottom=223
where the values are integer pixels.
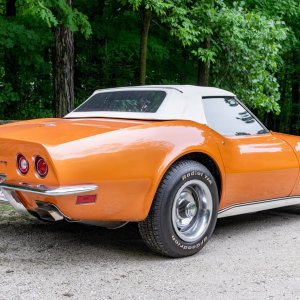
left=65, top=85, right=235, bottom=124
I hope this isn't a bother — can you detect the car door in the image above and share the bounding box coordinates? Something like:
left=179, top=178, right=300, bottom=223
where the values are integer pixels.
left=202, top=96, right=299, bottom=209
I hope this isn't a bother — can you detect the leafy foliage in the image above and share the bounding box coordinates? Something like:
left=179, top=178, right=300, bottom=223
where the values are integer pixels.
left=0, top=0, right=299, bottom=135
left=0, top=9, right=53, bottom=118
left=211, top=3, right=287, bottom=114
left=19, top=0, right=92, bottom=37
left=0, top=0, right=92, bottom=119
left=239, top=0, right=300, bottom=130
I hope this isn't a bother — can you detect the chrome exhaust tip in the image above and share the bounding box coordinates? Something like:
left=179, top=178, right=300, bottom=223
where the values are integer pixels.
left=34, top=201, right=64, bottom=222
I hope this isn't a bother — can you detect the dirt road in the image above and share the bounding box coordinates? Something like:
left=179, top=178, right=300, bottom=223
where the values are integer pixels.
left=1, top=204, right=300, bottom=300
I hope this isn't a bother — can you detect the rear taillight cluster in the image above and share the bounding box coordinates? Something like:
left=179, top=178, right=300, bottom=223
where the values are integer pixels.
left=17, top=154, right=29, bottom=175
left=35, top=156, right=48, bottom=178
left=17, top=154, right=48, bottom=178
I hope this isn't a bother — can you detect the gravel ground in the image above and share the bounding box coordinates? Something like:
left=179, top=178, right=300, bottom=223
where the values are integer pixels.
left=1, top=204, right=300, bottom=300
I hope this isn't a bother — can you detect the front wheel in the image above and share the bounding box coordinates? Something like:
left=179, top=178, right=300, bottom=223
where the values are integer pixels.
left=138, top=160, right=219, bottom=258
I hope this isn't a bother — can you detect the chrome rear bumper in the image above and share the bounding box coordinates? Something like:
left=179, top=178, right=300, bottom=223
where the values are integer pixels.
left=0, top=173, right=98, bottom=196
left=0, top=174, right=98, bottom=220
left=0, top=183, right=98, bottom=196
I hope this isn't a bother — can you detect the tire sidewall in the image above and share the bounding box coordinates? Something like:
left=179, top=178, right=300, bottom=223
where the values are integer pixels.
left=159, top=163, right=219, bottom=257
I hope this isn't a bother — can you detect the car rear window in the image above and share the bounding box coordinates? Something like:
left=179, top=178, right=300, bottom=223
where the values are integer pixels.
left=75, top=90, right=166, bottom=113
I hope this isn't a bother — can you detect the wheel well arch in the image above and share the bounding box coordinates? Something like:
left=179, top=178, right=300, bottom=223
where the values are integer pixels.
left=174, top=152, right=222, bottom=198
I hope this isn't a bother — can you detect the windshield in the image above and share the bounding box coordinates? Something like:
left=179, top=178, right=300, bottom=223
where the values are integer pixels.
left=75, top=90, right=166, bottom=113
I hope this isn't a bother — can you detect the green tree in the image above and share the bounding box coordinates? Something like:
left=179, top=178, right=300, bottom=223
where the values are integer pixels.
left=20, top=0, right=92, bottom=116
left=0, top=0, right=54, bottom=119
left=0, top=0, right=91, bottom=118
left=241, top=0, right=300, bottom=133
left=211, top=3, right=287, bottom=115
left=182, top=1, right=287, bottom=114
left=121, top=0, right=197, bottom=84
left=0, top=0, right=299, bottom=130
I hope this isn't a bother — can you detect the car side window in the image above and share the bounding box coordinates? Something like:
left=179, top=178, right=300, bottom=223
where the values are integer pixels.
left=202, top=97, right=268, bottom=136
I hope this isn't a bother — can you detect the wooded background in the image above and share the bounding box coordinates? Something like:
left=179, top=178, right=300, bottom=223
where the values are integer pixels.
left=0, top=0, right=299, bottom=133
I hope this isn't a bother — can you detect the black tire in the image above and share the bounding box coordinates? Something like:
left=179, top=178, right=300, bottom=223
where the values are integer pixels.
left=138, top=160, right=219, bottom=258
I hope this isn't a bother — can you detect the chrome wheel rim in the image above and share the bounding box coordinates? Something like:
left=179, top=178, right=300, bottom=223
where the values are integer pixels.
left=172, top=179, right=213, bottom=243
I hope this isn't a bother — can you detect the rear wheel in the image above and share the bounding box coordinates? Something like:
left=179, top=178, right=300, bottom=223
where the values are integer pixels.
left=138, top=160, right=219, bottom=258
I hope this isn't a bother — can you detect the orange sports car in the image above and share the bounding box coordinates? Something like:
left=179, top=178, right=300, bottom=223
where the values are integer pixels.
left=1, top=85, right=300, bottom=258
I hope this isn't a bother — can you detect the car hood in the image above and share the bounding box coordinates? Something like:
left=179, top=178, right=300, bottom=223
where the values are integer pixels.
left=0, top=118, right=152, bottom=146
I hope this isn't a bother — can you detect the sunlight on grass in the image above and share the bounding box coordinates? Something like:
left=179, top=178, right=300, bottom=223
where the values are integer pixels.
left=0, top=204, right=14, bottom=212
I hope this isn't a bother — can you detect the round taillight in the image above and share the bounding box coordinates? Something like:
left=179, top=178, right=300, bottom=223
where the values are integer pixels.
left=17, top=154, right=29, bottom=175
left=35, top=156, right=48, bottom=178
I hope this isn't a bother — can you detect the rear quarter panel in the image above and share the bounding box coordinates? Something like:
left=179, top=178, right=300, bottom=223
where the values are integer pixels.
left=46, top=121, right=225, bottom=221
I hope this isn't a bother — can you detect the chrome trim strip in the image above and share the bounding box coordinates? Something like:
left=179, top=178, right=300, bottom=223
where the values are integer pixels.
left=0, top=183, right=98, bottom=196
left=218, top=197, right=300, bottom=218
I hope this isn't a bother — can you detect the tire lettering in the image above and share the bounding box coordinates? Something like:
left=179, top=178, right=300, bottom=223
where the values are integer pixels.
left=182, top=171, right=212, bottom=185
left=204, top=175, right=212, bottom=185
left=171, top=235, right=208, bottom=250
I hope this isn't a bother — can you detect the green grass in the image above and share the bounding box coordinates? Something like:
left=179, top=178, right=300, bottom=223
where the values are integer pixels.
left=0, top=204, right=14, bottom=212
left=0, top=204, right=36, bottom=222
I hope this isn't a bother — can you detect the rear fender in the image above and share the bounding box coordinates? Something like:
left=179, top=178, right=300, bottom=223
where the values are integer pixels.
left=45, top=121, right=225, bottom=221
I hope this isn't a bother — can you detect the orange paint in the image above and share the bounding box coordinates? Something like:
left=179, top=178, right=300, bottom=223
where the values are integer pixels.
left=0, top=118, right=300, bottom=221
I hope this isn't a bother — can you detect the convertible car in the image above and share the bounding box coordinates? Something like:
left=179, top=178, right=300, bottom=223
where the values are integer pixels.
left=1, top=85, right=300, bottom=257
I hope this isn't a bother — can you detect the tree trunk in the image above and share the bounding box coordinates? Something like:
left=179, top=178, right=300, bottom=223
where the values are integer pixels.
left=139, top=8, right=152, bottom=85
left=54, top=0, right=74, bottom=117
left=197, top=40, right=210, bottom=86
